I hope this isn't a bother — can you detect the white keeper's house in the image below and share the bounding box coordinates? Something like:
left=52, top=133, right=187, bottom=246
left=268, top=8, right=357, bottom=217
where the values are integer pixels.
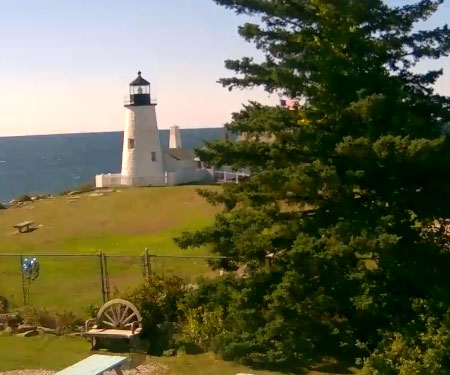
left=96, top=72, right=217, bottom=188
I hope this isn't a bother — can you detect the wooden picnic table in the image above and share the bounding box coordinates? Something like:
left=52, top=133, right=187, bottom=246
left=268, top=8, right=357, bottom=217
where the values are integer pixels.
left=55, top=354, right=127, bottom=375
left=14, top=220, right=34, bottom=233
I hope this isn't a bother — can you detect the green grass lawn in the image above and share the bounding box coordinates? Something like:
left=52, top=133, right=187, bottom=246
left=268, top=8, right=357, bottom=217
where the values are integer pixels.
left=0, top=186, right=218, bottom=254
left=0, top=335, right=91, bottom=371
left=0, top=335, right=360, bottom=375
left=0, top=186, right=219, bottom=312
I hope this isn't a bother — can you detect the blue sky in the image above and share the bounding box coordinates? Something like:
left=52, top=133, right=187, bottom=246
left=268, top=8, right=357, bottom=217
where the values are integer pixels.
left=0, top=0, right=449, bottom=136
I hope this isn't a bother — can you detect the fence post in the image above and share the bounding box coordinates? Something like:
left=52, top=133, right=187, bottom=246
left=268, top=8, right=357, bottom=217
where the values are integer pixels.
left=98, top=251, right=106, bottom=303
left=103, top=252, right=110, bottom=301
left=143, top=248, right=151, bottom=282
left=19, top=255, right=27, bottom=305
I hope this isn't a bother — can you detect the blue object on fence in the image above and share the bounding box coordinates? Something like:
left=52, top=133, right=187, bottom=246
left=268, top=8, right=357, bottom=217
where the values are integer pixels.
left=22, top=257, right=39, bottom=280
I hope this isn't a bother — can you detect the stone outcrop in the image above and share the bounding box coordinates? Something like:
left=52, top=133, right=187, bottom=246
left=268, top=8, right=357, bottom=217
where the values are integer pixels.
left=16, top=330, right=39, bottom=338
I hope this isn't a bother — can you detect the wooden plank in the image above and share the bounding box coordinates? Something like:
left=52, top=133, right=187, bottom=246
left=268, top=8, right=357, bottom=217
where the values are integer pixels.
left=55, top=354, right=127, bottom=375
left=86, top=328, right=140, bottom=338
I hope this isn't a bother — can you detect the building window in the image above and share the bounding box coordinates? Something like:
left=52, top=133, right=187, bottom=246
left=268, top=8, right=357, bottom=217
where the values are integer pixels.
left=128, top=138, right=135, bottom=149
left=151, top=152, right=156, bottom=162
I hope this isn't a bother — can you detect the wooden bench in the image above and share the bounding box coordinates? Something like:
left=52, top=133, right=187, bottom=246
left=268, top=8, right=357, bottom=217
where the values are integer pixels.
left=14, top=221, right=34, bottom=233
left=55, top=354, right=127, bottom=375
left=85, top=299, right=143, bottom=350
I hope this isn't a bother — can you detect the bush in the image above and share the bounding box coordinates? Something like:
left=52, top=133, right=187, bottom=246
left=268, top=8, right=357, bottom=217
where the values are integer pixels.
left=85, top=303, right=100, bottom=319
left=55, top=310, right=82, bottom=334
left=0, top=296, right=8, bottom=313
left=180, top=306, right=225, bottom=351
left=180, top=275, right=236, bottom=311
left=181, top=273, right=329, bottom=368
left=123, top=275, right=186, bottom=355
left=5, top=313, right=22, bottom=328
left=361, top=301, right=450, bottom=375
left=22, top=307, right=57, bottom=329
left=22, top=307, right=82, bottom=333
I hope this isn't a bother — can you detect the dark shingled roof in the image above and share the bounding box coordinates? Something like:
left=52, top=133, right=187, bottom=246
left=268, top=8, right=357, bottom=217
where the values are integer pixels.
left=165, top=148, right=197, bottom=161
left=130, top=71, right=150, bottom=86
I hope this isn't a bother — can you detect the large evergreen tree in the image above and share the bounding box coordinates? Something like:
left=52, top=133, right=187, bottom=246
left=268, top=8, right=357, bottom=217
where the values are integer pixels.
left=177, top=0, right=450, bottom=372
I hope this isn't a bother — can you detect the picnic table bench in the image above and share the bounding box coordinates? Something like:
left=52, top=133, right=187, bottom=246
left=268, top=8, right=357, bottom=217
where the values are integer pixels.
left=85, top=299, right=143, bottom=350
left=14, top=220, right=34, bottom=233
left=55, top=354, right=127, bottom=375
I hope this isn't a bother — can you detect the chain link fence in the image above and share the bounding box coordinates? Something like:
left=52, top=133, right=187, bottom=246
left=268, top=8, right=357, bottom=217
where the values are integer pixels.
left=0, top=251, right=225, bottom=313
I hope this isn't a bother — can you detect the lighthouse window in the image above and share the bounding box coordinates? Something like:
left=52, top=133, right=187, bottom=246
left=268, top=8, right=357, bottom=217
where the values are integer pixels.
left=128, top=138, right=135, bottom=149
left=151, top=152, right=156, bottom=162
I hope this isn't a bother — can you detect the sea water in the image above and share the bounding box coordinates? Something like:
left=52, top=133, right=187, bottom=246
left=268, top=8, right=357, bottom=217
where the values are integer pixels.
left=0, top=128, right=226, bottom=203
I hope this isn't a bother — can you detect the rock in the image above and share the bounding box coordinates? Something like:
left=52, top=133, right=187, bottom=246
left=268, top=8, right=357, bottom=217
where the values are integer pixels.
left=37, top=326, right=57, bottom=335
left=89, top=193, right=104, bottom=197
left=3, top=326, right=13, bottom=335
left=96, top=189, right=113, bottom=194
left=16, top=329, right=38, bottom=337
left=68, top=191, right=81, bottom=196
left=163, top=349, right=177, bottom=357
left=16, top=324, right=37, bottom=333
left=0, top=323, right=4, bottom=331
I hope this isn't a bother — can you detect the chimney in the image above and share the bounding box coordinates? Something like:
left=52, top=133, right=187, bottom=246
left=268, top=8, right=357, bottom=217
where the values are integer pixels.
left=169, top=125, right=182, bottom=149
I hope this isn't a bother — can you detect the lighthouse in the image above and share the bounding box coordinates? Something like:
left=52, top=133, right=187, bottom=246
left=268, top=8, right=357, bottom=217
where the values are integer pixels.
left=121, top=72, right=164, bottom=186
left=95, top=71, right=218, bottom=189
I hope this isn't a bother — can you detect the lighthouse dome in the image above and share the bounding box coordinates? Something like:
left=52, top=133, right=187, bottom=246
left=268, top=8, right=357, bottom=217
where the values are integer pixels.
left=127, top=71, right=152, bottom=106
left=130, top=71, right=150, bottom=86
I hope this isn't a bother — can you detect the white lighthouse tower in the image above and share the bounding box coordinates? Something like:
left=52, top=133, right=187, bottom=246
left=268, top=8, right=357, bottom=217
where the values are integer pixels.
left=121, top=72, right=164, bottom=186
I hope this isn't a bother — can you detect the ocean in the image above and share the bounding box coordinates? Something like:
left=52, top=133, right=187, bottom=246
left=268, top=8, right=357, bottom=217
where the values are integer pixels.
left=0, top=128, right=226, bottom=203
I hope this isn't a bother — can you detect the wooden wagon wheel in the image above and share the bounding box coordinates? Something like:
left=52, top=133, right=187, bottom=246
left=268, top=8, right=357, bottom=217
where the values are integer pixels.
left=97, top=299, right=142, bottom=330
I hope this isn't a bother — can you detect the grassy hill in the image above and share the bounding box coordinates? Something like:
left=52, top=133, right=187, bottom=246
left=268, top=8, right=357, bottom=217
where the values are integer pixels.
left=0, top=186, right=219, bottom=311
left=0, top=186, right=218, bottom=254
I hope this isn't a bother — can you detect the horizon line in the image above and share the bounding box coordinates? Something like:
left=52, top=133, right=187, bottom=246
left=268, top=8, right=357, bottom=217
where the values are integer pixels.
left=0, top=125, right=227, bottom=139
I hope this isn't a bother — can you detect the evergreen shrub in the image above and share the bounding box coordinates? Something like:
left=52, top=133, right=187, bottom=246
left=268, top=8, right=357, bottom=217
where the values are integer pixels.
left=122, top=274, right=186, bottom=355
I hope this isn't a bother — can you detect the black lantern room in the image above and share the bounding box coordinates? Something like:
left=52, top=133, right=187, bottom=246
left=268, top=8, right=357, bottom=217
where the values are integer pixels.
left=127, top=71, right=154, bottom=106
